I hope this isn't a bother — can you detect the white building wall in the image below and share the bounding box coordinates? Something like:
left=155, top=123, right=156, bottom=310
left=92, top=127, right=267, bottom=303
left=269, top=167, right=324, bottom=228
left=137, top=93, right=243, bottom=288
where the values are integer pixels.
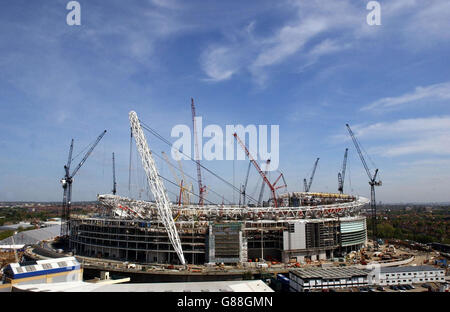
left=377, top=269, right=445, bottom=286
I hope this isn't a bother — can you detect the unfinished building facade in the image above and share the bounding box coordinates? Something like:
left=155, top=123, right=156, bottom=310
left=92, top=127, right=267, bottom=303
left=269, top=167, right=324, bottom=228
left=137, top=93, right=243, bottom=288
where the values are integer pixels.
left=69, top=193, right=368, bottom=265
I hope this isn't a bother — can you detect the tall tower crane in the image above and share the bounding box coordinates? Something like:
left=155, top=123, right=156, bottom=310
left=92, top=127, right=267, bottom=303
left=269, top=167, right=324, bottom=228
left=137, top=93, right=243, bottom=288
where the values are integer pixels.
left=338, top=148, right=348, bottom=194
left=129, top=111, right=185, bottom=265
left=233, top=133, right=286, bottom=208
left=303, top=158, right=320, bottom=192
left=60, top=130, right=107, bottom=238
left=191, top=98, right=206, bottom=206
left=112, top=152, right=117, bottom=195
left=346, top=124, right=381, bottom=242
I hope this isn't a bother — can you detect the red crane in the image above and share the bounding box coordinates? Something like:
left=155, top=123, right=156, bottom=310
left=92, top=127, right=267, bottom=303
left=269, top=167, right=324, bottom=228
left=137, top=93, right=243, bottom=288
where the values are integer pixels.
left=191, top=98, right=206, bottom=205
left=233, top=133, right=286, bottom=208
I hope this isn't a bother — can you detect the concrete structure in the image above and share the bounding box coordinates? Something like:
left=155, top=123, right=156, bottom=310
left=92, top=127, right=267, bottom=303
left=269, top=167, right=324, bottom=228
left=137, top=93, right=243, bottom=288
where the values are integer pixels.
left=371, top=265, right=446, bottom=286
left=289, top=267, right=369, bottom=292
left=69, top=193, right=369, bottom=265
left=13, top=279, right=274, bottom=292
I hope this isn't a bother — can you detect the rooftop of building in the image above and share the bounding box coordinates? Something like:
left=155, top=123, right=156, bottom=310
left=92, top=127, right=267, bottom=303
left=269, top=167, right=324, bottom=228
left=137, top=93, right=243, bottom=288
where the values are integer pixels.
left=380, top=265, right=444, bottom=274
left=289, top=267, right=369, bottom=280
left=4, top=256, right=80, bottom=279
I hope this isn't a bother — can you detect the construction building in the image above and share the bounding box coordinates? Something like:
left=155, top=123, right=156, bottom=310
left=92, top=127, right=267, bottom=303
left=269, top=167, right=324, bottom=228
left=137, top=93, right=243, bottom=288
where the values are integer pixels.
left=0, top=256, right=82, bottom=292
left=69, top=193, right=368, bottom=265
left=67, top=111, right=370, bottom=266
left=372, top=265, right=446, bottom=286
left=289, top=267, right=369, bottom=292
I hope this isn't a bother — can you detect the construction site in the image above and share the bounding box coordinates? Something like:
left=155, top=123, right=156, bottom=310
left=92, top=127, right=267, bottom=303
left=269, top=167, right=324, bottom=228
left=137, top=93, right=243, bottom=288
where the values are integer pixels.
left=58, top=101, right=375, bottom=269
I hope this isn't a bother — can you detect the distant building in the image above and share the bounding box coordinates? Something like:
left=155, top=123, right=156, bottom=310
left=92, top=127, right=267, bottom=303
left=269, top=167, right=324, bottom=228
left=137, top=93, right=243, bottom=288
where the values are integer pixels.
left=289, top=267, right=369, bottom=292
left=372, top=265, right=445, bottom=286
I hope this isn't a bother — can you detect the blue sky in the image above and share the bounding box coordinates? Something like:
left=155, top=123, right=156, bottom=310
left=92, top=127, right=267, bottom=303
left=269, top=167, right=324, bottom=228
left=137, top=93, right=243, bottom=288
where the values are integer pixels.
left=1, top=0, right=450, bottom=203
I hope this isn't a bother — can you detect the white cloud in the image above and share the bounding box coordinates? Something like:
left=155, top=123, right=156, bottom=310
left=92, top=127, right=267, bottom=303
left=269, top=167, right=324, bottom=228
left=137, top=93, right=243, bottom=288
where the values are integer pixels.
left=362, top=81, right=450, bottom=112
left=200, top=0, right=450, bottom=86
left=200, top=46, right=239, bottom=81
left=349, top=116, right=450, bottom=157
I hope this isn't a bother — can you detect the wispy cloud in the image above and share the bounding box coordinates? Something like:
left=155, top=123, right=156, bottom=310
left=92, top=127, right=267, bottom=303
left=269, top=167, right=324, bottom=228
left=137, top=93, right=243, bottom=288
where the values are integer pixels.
left=348, top=116, right=450, bottom=157
left=200, top=0, right=450, bottom=86
left=362, top=81, right=450, bottom=112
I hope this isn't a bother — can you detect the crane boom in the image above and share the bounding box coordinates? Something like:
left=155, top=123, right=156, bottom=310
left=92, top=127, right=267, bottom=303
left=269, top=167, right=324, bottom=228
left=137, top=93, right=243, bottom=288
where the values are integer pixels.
left=233, top=133, right=278, bottom=208
left=71, top=130, right=107, bottom=177
left=338, top=148, right=348, bottom=194
left=345, top=124, right=373, bottom=181
left=66, top=139, right=74, bottom=173
left=304, top=158, right=319, bottom=192
left=129, top=111, right=185, bottom=265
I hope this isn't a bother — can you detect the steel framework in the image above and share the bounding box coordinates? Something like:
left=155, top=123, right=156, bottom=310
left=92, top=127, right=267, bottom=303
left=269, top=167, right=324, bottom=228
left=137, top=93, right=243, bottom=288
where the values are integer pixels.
left=129, top=111, right=185, bottom=265
left=98, top=194, right=369, bottom=222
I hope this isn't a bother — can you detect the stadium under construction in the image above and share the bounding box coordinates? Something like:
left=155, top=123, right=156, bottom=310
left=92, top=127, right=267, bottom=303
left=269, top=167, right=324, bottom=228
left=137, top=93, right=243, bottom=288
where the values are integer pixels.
left=66, top=110, right=370, bottom=266
left=69, top=193, right=369, bottom=265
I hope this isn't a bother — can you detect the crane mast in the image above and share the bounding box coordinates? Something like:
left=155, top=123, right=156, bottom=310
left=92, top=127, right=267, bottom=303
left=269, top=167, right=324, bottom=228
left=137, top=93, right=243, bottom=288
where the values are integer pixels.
left=338, top=148, right=348, bottom=194
left=112, top=152, right=117, bottom=195
left=191, top=98, right=206, bottom=206
left=241, top=161, right=252, bottom=206
left=129, top=111, right=185, bottom=265
left=346, top=124, right=381, bottom=243
left=61, top=130, right=107, bottom=239
left=258, top=160, right=271, bottom=206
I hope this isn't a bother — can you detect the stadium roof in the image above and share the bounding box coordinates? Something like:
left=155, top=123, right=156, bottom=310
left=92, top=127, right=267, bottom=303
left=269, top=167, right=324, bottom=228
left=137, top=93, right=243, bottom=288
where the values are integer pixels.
left=0, top=225, right=60, bottom=245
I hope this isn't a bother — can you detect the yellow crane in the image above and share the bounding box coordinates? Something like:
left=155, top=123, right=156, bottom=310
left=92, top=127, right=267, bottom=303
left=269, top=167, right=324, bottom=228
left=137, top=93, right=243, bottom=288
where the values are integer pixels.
left=161, top=151, right=191, bottom=205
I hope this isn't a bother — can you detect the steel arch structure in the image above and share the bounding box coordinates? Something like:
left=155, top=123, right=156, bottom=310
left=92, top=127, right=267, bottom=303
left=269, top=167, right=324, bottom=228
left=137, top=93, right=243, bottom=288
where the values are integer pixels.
left=129, top=111, right=185, bottom=265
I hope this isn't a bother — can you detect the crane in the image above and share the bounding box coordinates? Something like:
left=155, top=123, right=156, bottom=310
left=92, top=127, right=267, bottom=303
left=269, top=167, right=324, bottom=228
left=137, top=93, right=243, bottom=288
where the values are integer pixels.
left=303, top=158, right=319, bottom=192
left=258, top=160, right=271, bottom=206
left=241, top=161, right=252, bottom=206
left=233, top=133, right=286, bottom=208
left=346, top=124, right=381, bottom=243
left=338, top=148, right=348, bottom=194
left=112, top=152, right=117, bottom=195
left=161, top=151, right=190, bottom=205
left=191, top=98, right=206, bottom=205
left=129, top=111, right=185, bottom=265
left=60, top=130, right=107, bottom=238
left=175, top=155, right=193, bottom=205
